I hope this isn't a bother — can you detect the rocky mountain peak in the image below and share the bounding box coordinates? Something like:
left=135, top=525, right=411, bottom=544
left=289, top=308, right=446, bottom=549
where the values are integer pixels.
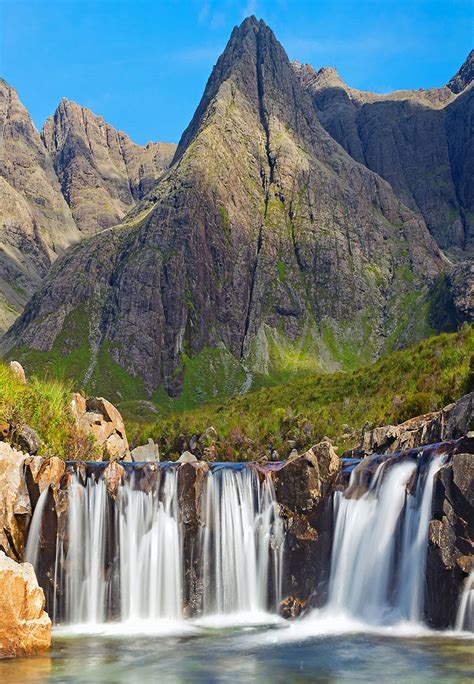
left=174, top=15, right=290, bottom=162
left=42, top=98, right=176, bottom=234
left=447, top=49, right=474, bottom=94
left=292, top=62, right=348, bottom=91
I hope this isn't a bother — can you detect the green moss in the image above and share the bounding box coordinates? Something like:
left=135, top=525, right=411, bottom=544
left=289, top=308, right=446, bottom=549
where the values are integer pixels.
left=219, top=206, right=230, bottom=242
left=277, top=260, right=286, bottom=282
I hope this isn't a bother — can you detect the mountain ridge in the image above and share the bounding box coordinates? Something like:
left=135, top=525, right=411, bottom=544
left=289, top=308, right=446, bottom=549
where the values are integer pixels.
left=2, top=17, right=453, bottom=407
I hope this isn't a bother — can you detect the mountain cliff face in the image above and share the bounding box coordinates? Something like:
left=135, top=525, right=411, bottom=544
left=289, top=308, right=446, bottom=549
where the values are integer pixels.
left=42, top=100, right=176, bottom=234
left=2, top=18, right=446, bottom=405
left=0, top=79, right=80, bottom=335
left=294, top=53, right=474, bottom=256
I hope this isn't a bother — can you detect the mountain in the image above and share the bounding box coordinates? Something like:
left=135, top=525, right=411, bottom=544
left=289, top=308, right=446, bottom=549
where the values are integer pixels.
left=2, top=17, right=447, bottom=406
left=0, top=79, right=80, bottom=335
left=294, top=51, right=474, bottom=256
left=42, top=100, right=176, bottom=234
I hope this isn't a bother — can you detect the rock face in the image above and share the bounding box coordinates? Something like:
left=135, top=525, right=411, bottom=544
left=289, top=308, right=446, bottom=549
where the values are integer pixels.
left=0, top=443, right=31, bottom=560
left=0, top=551, right=51, bottom=657
left=447, top=260, right=474, bottom=324
left=274, top=442, right=340, bottom=609
left=427, top=444, right=474, bottom=628
left=0, top=79, right=80, bottom=334
left=42, top=99, right=176, bottom=235
left=358, top=393, right=474, bottom=456
left=2, top=17, right=444, bottom=401
left=295, top=53, right=474, bottom=255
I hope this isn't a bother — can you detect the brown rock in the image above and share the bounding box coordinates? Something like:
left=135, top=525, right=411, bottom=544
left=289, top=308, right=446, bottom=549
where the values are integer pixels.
left=279, top=595, right=307, bottom=619
left=0, top=442, right=31, bottom=560
left=103, top=461, right=125, bottom=498
left=0, top=551, right=51, bottom=656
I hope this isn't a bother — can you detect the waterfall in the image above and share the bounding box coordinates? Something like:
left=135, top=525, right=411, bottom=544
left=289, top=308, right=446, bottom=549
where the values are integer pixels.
left=456, top=571, right=474, bottom=631
left=201, top=467, right=284, bottom=615
left=27, top=462, right=284, bottom=625
left=25, top=487, right=49, bottom=569
left=118, top=468, right=182, bottom=621
left=328, top=452, right=447, bottom=625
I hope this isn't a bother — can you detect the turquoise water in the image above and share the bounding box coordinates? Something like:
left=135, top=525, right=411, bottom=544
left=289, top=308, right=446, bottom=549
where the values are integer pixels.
left=1, top=615, right=473, bottom=683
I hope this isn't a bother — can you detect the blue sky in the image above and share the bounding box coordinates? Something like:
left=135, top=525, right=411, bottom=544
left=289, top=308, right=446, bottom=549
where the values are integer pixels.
left=1, top=0, right=472, bottom=145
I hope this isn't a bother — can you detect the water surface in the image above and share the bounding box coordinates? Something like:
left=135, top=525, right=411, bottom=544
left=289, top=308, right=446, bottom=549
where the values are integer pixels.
left=1, top=616, right=473, bottom=684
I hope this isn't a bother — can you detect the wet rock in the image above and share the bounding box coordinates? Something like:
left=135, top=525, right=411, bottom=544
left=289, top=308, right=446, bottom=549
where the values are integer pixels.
left=279, top=596, right=307, bottom=619
left=177, top=462, right=209, bottom=616
left=103, top=461, right=125, bottom=499
left=274, top=444, right=340, bottom=609
left=426, top=446, right=474, bottom=628
left=131, top=438, right=160, bottom=462
left=0, top=551, right=51, bottom=656
left=9, top=361, right=27, bottom=384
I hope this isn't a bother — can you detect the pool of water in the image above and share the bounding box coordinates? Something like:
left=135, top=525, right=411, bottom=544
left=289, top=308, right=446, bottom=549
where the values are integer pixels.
left=1, top=614, right=473, bottom=683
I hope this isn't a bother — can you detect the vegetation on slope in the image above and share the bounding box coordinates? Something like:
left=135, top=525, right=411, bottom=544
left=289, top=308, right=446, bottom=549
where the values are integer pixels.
left=0, top=365, right=96, bottom=458
left=129, top=326, right=474, bottom=460
left=1, top=326, right=472, bottom=461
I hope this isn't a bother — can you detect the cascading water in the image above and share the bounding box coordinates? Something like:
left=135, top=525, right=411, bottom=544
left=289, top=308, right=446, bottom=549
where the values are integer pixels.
left=201, top=467, right=284, bottom=615
left=27, top=462, right=284, bottom=626
left=118, top=469, right=182, bottom=621
left=456, top=571, right=474, bottom=631
left=328, top=452, right=447, bottom=625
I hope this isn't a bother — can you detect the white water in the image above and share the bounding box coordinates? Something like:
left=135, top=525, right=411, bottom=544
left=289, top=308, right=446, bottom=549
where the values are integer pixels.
left=329, top=454, right=446, bottom=625
left=201, top=468, right=284, bottom=615
left=25, top=487, right=49, bottom=568
left=27, top=464, right=284, bottom=625
left=118, top=469, right=182, bottom=621
left=456, top=571, right=474, bottom=631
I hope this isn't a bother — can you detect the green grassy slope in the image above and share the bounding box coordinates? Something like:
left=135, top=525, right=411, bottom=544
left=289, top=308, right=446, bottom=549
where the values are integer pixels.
left=130, top=325, right=473, bottom=460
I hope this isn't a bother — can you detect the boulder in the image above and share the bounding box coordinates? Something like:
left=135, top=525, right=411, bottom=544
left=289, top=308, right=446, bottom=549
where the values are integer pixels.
left=0, top=551, right=51, bottom=656
left=178, top=451, right=198, bottom=463
left=73, top=395, right=130, bottom=460
left=274, top=444, right=340, bottom=609
left=9, top=361, right=27, bottom=385
left=0, top=443, right=31, bottom=560
left=15, top=425, right=40, bottom=456
left=131, top=438, right=160, bottom=462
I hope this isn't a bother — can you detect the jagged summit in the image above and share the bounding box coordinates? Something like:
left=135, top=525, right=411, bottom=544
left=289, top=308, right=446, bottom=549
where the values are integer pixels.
left=42, top=99, right=176, bottom=234
left=447, top=49, right=474, bottom=93
left=3, top=17, right=444, bottom=402
left=174, top=16, right=287, bottom=162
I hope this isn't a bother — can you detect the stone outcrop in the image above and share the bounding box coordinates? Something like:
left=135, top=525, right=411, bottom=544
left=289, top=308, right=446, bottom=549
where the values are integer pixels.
left=274, top=441, right=340, bottom=609
left=447, top=260, right=474, bottom=324
left=42, top=99, right=176, bottom=235
left=358, top=393, right=473, bottom=456
left=0, top=79, right=81, bottom=335
left=295, top=52, right=474, bottom=255
left=0, top=551, right=51, bottom=657
left=72, top=394, right=130, bottom=460
left=427, top=441, right=474, bottom=628
left=3, top=17, right=445, bottom=401
left=0, top=443, right=31, bottom=560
